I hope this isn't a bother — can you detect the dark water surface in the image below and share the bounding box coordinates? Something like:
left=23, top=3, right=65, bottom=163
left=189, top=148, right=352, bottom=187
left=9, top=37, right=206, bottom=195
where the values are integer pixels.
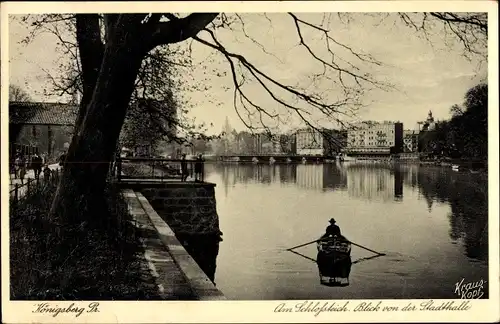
left=202, top=162, right=488, bottom=300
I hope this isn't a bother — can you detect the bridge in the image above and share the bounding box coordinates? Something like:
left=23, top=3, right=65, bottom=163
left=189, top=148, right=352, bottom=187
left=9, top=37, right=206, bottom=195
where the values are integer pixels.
left=216, top=154, right=333, bottom=163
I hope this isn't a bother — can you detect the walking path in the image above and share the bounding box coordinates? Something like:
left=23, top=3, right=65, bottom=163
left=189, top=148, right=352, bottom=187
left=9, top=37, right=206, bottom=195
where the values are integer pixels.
left=9, top=163, right=61, bottom=199
left=123, top=189, right=225, bottom=300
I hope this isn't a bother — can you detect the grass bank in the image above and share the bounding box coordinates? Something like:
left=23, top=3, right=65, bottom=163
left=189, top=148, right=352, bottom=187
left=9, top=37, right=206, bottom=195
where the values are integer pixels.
left=10, top=179, right=161, bottom=300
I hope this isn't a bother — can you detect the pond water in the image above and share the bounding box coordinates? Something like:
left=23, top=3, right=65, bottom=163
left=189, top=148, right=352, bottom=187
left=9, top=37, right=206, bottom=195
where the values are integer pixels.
left=202, top=162, right=488, bottom=300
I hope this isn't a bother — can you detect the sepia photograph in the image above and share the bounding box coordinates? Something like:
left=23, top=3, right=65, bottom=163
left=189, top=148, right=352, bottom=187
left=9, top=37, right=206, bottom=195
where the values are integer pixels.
left=1, top=1, right=498, bottom=323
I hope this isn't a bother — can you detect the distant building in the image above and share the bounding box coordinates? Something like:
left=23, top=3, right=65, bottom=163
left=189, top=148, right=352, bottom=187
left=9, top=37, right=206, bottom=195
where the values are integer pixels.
left=262, top=141, right=274, bottom=154
left=248, top=132, right=296, bottom=155
left=234, top=131, right=256, bottom=154
left=9, top=101, right=78, bottom=161
left=290, top=134, right=297, bottom=154
left=421, top=110, right=436, bottom=131
left=278, top=134, right=295, bottom=154
left=252, top=133, right=263, bottom=154
left=272, top=140, right=282, bottom=154
left=323, top=129, right=347, bottom=157
left=295, top=128, right=323, bottom=156
left=345, top=121, right=404, bottom=157
left=403, top=129, right=419, bottom=153
left=252, top=132, right=274, bottom=154
left=417, top=110, right=438, bottom=154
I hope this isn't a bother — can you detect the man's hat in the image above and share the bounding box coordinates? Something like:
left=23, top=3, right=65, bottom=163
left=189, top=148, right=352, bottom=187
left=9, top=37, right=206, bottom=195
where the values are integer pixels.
left=329, top=218, right=336, bottom=223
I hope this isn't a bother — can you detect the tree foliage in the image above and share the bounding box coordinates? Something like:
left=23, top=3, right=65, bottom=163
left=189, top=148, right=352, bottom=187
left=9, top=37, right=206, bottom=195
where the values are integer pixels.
left=119, top=98, right=175, bottom=153
left=17, top=14, right=220, bottom=147
left=419, top=83, right=488, bottom=160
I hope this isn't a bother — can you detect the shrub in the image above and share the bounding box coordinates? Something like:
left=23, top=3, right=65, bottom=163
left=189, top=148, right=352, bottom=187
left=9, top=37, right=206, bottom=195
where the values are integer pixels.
left=10, top=180, right=160, bottom=300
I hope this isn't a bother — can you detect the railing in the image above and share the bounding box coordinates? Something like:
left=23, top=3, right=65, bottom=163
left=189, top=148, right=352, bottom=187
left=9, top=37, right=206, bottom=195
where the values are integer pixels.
left=220, top=153, right=294, bottom=157
left=114, top=157, right=205, bottom=182
left=9, top=169, right=62, bottom=205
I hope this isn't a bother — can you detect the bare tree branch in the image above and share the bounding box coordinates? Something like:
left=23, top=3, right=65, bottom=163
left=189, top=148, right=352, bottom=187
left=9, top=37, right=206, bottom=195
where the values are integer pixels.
left=398, top=12, right=487, bottom=63
left=15, top=12, right=488, bottom=152
left=188, top=12, right=390, bottom=137
left=9, top=84, right=32, bottom=102
left=430, top=12, right=487, bottom=34
left=148, top=13, right=219, bottom=49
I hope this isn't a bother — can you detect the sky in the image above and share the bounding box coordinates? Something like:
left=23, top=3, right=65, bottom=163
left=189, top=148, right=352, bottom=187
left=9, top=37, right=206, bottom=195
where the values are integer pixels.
left=8, top=12, right=487, bottom=135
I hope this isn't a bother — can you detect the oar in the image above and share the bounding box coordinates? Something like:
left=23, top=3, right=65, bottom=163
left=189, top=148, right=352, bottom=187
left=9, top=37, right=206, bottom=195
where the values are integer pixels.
left=287, top=237, right=386, bottom=256
left=286, top=238, right=320, bottom=251
left=348, top=241, right=386, bottom=256
left=352, top=253, right=385, bottom=265
left=288, top=249, right=317, bottom=263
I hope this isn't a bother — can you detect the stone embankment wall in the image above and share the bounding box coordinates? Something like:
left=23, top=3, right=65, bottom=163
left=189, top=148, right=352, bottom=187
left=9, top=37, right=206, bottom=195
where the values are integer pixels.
left=140, top=182, right=222, bottom=282
left=122, top=189, right=225, bottom=300
left=140, top=182, right=222, bottom=237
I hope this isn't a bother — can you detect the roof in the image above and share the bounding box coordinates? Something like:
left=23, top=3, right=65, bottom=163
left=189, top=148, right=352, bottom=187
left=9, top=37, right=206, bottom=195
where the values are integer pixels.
left=9, top=101, right=78, bottom=126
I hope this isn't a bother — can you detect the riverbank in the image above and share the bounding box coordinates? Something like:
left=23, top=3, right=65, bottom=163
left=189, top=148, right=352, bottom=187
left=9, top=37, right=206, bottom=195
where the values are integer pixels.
left=9, top=179, right=161, bottom=300
left=210, top=159, right=487, bottom=171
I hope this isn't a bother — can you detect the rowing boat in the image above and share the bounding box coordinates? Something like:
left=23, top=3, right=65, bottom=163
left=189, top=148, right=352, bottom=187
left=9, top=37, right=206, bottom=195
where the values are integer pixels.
left=316, top=235, right=352, bottom=286
left=317, top=235, right=352, bottom=256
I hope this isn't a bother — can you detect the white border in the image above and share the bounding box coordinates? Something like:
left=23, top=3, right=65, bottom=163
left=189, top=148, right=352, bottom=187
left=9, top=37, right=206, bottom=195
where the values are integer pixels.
left=1, top=1, right=498, bottom=323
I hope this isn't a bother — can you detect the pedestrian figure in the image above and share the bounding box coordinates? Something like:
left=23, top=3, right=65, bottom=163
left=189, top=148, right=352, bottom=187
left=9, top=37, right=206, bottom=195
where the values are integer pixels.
left=19, top=162, right=27, bottom=185
left=41, top=152, right=47, bottom=165
left=14, top=155, right=23, bottom=179
left=43, top=164, right=52, bottom=183
left=11, top=159, right=17, bottom=179
left=58, top=151, right=67, bottom=169
left=194, top=153, right=204, bottom=182
left=180, top=153, right=189, bottom=182
left=31, top=152, right=43, bottom=179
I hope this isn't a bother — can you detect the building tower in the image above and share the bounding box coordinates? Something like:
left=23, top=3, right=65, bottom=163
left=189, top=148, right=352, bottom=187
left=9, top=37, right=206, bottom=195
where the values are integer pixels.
left=421, top=110, right=436, bottom=132
left=427, top=110, right=434, bottom=124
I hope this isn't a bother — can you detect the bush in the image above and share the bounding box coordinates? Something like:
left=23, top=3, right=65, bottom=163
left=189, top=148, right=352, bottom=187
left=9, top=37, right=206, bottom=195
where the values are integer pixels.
left=10, top=180, right=160, bottom=300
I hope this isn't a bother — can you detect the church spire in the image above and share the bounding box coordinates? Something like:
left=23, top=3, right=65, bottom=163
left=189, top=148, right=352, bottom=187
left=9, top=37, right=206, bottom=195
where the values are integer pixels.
left=223, top=116, right=232, bottom=135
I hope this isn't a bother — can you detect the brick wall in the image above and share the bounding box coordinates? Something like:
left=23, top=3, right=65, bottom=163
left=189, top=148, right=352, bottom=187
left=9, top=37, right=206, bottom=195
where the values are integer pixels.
left=141, top=183, right=222, bottom=237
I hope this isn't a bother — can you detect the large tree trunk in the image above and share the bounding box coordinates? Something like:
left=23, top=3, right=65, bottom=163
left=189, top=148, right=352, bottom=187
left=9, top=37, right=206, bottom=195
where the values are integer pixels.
left=74, top=15, right=105, bottom=132
left=49, top=29, right=145, bottom=226
left=48, top=13, right=218, bottom=227
left=67, top=15, right=105, bottom=158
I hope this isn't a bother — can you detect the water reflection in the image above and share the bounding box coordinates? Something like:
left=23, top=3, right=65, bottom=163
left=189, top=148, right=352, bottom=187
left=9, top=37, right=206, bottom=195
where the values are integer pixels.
left=317, top=254, right=352, bottom=287
left=176, top=234, right=220, bottom=283
left=413, top=168, right=488, bottom=262
left=214, top=163, right=404, bottom=201
left=344, top=164, right=404, bottom=202
left=211, top=163, right=488, bottom=264
left=322, top=164, right=348, bottom=190
left=205, top=163, right=489, bottom=299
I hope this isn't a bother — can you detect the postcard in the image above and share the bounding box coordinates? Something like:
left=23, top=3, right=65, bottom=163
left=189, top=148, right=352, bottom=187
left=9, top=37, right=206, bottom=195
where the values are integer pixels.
left=1, top=1, right=498, bottom=323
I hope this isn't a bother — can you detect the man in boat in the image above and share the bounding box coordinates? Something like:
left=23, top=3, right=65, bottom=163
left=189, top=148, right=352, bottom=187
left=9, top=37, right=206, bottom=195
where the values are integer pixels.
left=322, top=218, right=341, bottom=239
